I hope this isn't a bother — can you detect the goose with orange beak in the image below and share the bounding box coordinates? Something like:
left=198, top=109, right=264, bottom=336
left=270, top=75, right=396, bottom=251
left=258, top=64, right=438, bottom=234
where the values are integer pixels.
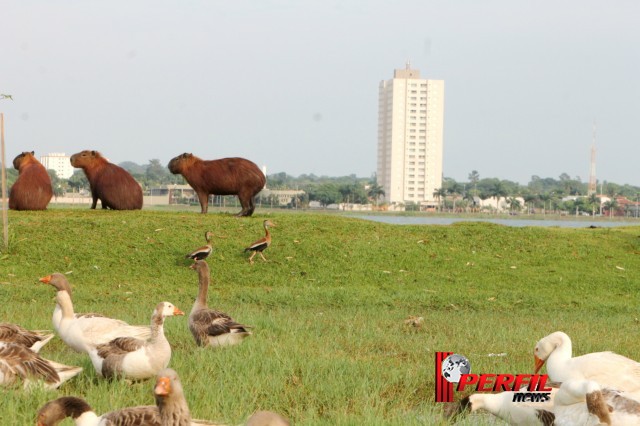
left=88, top=302, right=184, bottom=380
left=533, top=331, right=640, bottom=400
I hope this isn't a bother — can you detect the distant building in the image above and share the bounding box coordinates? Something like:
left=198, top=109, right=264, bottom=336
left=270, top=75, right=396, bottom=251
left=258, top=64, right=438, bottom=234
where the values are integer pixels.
left=259, top=188, right=305, bottom=206
left=40, top=153, right=75, bottom=179
left=377, top=63, right=444, bottom=207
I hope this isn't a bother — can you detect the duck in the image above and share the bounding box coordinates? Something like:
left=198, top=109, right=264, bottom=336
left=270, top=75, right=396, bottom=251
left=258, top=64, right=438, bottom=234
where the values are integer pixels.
left=40, top=273, right=152, bottom=353
left=189, top=260, right=251, bottom=348
left=244, top=220, right=275, bottom=264
left=88, top=302, right=184, bottom=380
left=0, top=322, right=54, bottom=353
left=185, top=231, right=214, bottom=262
left=534, top=331, right=640, bottom=399
left=444, top=389, right=556, bottom=425
left=0, top=341, right=82, bottom=389
left=36, top=396, right=221, bottom=426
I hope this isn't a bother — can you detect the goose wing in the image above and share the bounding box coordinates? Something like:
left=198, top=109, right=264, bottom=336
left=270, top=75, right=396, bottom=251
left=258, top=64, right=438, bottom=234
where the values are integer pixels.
left=102, top=405, right=160, bottom=425
left=97, top=337, right=145, bottom=358
left=0, top=342, right=59, bottom=384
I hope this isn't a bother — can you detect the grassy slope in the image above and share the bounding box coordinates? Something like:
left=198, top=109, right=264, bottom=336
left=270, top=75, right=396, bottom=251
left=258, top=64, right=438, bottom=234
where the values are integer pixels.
left=1, top=209, right=640, bottom=425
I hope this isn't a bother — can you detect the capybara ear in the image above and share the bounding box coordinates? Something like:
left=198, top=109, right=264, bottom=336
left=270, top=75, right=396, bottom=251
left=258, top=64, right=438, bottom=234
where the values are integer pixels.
left=30, top=151, right=35, bottom=155
left=91, top=150, right=96, bottom=156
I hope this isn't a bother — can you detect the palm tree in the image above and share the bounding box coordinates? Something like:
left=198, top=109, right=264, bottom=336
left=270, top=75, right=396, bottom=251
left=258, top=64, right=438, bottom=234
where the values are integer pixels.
left=433, top=188, right=447, bottom=212
left=506, top=197, right=522, bottom=213
left=468, top=170, right=480, bottom=197
left=603, top=198, right=618, bottom=218
left=367, top=183, right=385, bottom=207
left=587, top=193, right=601, bottom=216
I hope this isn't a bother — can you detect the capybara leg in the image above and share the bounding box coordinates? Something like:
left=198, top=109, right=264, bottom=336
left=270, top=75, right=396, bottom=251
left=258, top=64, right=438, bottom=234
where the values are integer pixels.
left=196, top=191, right=209, bottom=214
left=91, top=195, right=98, bottom=209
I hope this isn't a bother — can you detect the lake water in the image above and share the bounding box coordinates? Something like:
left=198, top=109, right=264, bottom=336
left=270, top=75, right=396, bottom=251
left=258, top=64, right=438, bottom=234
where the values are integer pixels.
left=354, top=215, right=640, bottom=228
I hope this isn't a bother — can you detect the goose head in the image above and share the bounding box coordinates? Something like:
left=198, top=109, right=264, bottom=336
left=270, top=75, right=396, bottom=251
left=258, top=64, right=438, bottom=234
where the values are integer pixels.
left=534, top=331, right=570, bottom=374
left=155, top=302, right=185, bottom=318
left=189, top=259, right=209, bottom=273
left=39, top=273, right=72, bottom=295
left=36, top=396, right=92, bottom=426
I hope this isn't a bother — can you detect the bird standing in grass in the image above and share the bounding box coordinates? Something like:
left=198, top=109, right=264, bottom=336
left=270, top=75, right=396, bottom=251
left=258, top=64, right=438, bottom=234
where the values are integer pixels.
left=244, top=220, right=275, bottom=264
left=189, top=260, right=251, bottom=348
left=185, top=231, right=214, bottom=262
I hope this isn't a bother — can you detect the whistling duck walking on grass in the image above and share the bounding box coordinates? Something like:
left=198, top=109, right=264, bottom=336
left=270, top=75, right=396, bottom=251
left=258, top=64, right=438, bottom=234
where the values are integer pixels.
left=40, top=273, right=152, bottom=353
left=185, top=231, right=214, bottom=262
left=0, top=322, right=54, bottom=353
left=0, top=342, right=82, bottom=389
left=534, top=331, right=640, bottom=400
left=189, top=260, right=251, bottom=347
left=244, top=220, right=275, bottom=264
left=88, top=302, right=184, bottom=380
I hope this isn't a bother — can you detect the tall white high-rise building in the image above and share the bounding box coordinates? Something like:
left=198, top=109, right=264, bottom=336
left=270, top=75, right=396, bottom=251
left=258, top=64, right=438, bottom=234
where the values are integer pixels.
left=377, top=63, right=444, bottom=207
left=40, top=153, right=75, bottom=179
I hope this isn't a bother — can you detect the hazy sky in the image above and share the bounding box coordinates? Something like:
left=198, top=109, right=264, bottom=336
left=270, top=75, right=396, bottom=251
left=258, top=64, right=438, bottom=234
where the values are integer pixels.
left=1, top=1, right=639, bottom=185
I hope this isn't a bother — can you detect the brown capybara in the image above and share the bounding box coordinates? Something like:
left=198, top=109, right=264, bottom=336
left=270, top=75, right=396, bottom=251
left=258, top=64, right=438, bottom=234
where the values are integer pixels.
left=167, top=153, right=265, bottom=217
left=9, top=151, right=53, bottom=211
left=70, top=150, right=143, bottom=210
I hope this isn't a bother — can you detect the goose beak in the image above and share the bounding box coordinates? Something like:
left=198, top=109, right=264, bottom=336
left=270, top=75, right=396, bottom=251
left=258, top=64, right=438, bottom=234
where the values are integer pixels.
left=534, top=355, right=545, bottom=374
left=154, top=376, right=171, bottom=397
left=173, top=307, right=185, bottom=316
left=39, top=275, right=52, bottom=284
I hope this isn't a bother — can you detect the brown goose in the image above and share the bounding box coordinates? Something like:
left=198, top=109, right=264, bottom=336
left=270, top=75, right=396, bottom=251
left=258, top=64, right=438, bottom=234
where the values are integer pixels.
left=0, top=341, right=82, bottom=389
left=189, top=260, right=251, bottom=348
left=88, top=302, right=184, bottom=380
left=40, top=273, right=152, bottom=353
left=185, top=231, right=214, bottom=262
left=154, top=368, right=192, bottom=426
left=244, top=220, right=275, bottom=264
left=0, top=322, right=54, bottom=353
left=246, top=411, right=290, bottom=426
left=36, top=396, right=221, bottom=426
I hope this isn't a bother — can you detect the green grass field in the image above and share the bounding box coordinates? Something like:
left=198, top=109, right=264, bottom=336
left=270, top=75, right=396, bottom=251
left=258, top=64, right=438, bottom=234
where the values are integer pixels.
left=1, top=209, right=640, bottom=425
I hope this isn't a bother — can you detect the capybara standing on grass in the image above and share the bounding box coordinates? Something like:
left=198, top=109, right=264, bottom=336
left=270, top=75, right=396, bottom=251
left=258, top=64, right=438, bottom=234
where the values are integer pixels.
left=9, top=151, right=53, bottom=210
left=70, top=150, right=143, bottom=210
left=168, top=153, right=265, bottom=217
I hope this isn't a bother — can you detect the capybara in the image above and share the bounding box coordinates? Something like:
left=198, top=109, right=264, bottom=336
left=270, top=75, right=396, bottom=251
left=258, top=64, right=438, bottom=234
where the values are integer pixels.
left=9, top=151, right=53, bottom=211
left=167, top=153, right=265, bottom=217
left=70, top=150, right=143, bottom=210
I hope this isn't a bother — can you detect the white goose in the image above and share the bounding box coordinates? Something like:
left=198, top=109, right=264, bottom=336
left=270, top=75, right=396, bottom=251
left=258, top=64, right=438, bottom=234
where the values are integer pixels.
left=0, top=322, right=54, bottom=353
left=553, top=378, right=640, bottom=426
left=88, top=302, right=184, bottom=380
left=189, top=260, right=251, bottom=348
left=36, top=396, right=222, bottom=426
left=445, top=390, right=556, bottom=425
left=40, top=273, right=152, bottom=353
left=0, top=341, right=82, bottom=389
left=534, top=331, right=640, bottom=399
